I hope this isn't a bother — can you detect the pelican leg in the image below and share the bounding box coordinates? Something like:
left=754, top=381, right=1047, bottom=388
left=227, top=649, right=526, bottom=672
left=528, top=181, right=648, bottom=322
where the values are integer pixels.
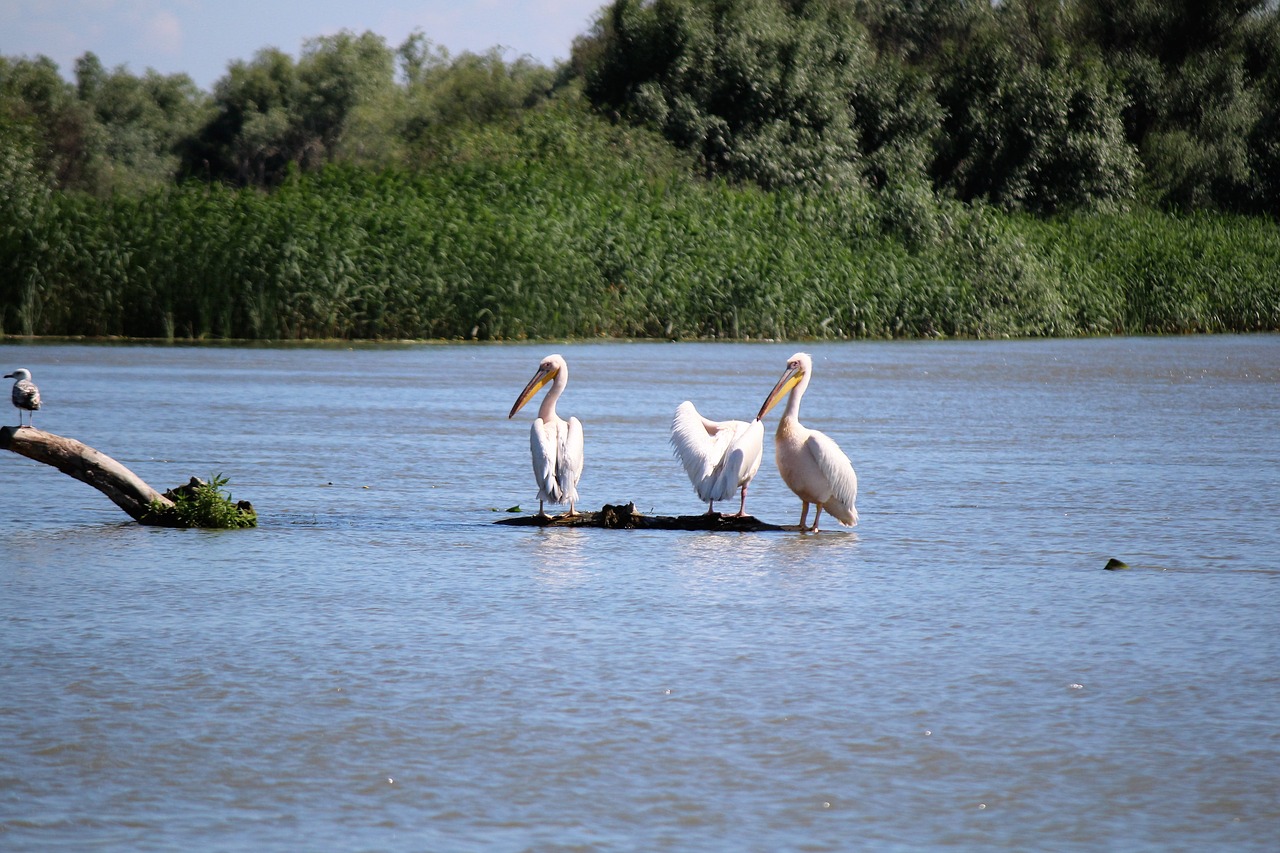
left=811, top=504, right=825, bottom=533
left=733, top=485, right=749, bottom=517
left=705, top=501, right=716, bottom=516
left=537, top=499, right=549, bottom=518
left=798, top=501, right=810, bottom=531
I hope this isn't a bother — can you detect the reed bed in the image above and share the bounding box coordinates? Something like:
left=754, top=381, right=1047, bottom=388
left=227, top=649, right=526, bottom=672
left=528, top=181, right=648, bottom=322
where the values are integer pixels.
left=2, top=161, right=1277, bottom=340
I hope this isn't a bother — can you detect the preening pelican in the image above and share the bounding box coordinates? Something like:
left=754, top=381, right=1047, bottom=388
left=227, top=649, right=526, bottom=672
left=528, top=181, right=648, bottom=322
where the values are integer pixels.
left=509, top=354, right=584, bottom=517
left=5, top=368, right=41, bottom=428
left=671, top=401, right=763, bottom=516
left=757, top=353, right=858, bottom=532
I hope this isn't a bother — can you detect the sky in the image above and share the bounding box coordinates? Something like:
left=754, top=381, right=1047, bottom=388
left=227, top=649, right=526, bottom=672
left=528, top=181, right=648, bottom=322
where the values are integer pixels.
left=1, top=0, right=608, bottom=91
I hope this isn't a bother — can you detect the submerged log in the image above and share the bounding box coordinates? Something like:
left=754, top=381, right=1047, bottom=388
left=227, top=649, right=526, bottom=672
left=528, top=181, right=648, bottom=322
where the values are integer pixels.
left=495, top=501, right=785, bottom=531
left=1, top=426, right=254, bottom=527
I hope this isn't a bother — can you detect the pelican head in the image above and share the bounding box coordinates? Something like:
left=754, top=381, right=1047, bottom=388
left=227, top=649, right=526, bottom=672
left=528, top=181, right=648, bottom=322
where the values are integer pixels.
left=4, top=368, right=32, bottom=382
left=509, top=353, right=567, bottom=419
left=757, top=352, right=811, bottom=420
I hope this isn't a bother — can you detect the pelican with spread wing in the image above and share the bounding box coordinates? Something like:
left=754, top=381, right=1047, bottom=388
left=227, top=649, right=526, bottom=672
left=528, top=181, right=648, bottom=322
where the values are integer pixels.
left=509, top=354, right=584, bottom=517
left=671, top=401, right=763, bottom=516
left=757, top=353, right=858, bottom=532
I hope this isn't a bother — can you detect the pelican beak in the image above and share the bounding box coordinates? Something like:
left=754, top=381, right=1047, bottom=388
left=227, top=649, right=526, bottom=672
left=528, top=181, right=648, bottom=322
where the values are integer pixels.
left=757, top=363, right=804, bottom=420
left=509, top=364, right=558, bottom=418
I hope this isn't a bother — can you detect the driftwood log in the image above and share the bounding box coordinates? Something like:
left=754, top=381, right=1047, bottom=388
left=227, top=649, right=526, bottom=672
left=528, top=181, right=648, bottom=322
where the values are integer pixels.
left=2, top=426, right=256, bottom=527
left=495, top=501, right=785, bottom=531
left=1, top=426, right=174, bottom=522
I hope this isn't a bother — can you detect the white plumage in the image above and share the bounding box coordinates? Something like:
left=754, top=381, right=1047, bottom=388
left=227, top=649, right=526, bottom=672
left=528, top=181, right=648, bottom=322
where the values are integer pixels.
left=5, top=368, right=41, bottom=429
left=670, top=401, right=763, bottom=515
left=509, top=354, right=584, bottom=517
left=757, top=352, right=858, bottom=532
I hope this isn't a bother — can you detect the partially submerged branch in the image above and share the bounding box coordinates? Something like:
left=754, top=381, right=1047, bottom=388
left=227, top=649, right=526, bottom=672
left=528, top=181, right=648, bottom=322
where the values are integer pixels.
left=495, top=502, right=784, bottom=531
left=1, top=426, right=255, bottom=528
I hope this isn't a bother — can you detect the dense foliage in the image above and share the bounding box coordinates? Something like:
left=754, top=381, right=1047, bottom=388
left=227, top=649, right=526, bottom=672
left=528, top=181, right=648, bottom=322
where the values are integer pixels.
left=2, top=1, right=1279, bottom=340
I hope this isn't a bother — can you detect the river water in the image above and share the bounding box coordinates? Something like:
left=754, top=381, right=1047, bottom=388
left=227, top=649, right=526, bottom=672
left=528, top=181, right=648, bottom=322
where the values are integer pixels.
left=1, top=337, right=1277, bottom=850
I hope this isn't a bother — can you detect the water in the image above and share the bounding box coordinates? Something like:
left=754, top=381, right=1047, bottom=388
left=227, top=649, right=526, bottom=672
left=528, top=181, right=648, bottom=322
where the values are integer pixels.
left=1, top=337, right=1277, bottom=851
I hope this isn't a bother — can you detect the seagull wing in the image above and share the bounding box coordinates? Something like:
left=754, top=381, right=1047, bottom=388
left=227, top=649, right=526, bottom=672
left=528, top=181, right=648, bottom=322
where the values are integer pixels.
left=14, top=380, right=40, bottom=410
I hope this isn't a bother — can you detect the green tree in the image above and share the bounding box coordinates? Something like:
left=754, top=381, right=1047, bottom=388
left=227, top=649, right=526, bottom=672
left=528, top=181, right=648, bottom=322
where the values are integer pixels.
left=74, top=53, right=208, bottom=192
left=180, top=31, right=395, bottom=185
left=1247, top=10, right=1280, bottom=213
left=393, top=36, right=556, bottom=165
left=852, top=0, right=988, bottom=66
left=931, top=1, right=1139, bottom=214
left=1073, top=0, right=1275, bottom=211
left=179, top=47, right=301, bottom=184
left=297, top=30, right=396, bottom=156
left=0, top=54, right=97, bottom=189
left=579, top=0, right=879, bottom=190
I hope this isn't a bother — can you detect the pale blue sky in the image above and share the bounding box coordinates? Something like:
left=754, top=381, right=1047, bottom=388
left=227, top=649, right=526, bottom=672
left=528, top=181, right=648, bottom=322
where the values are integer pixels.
left=1, top=0, right=607, bottom=90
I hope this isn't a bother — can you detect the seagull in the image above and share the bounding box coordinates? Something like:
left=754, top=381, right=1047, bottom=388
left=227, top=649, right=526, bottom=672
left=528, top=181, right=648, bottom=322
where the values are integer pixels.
left=5, top=368, right=41, bottom=428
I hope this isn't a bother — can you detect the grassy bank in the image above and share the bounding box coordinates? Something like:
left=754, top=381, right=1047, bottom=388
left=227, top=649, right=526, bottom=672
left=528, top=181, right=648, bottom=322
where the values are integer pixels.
left=3, top=158, right=1277, bottom=341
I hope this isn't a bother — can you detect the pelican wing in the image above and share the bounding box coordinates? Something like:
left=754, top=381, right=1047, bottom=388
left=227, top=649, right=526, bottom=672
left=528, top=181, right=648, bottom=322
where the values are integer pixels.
left=672, top=402, right=759, bottom=503
left=707, top=418, right=763, bottom=501
left=671, top=401, right=718, bottom=494
left=530, top=418, right=562, bottom=503
left=558, top=416, right=584, bottom=504
left=805, top=430, right=859, bottom=526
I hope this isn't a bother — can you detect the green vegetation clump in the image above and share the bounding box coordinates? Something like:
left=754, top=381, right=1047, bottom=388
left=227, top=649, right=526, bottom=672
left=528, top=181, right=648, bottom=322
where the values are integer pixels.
left=2, top=2, right=1279, bottom=341
left=146, top=475, right=257, bottom=529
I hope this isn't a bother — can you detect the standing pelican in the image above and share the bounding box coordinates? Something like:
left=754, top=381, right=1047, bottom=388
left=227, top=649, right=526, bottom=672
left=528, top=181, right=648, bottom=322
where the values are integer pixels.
left=5, top=368, right=41, bottom=428
left=509, top=354, right=584, bottom=517
left=757, top=353, right=858, bottom=532
left=670, top=401, right=763, bottom=516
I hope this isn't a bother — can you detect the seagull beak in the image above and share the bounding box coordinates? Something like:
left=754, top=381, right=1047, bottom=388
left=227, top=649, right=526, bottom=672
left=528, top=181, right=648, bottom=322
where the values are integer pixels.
left=757, top=364, right=803, bottom=420
left=509, top=364, right=557, bottom=418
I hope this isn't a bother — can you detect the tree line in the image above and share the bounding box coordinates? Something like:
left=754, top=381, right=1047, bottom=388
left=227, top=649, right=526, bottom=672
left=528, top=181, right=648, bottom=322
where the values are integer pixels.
left=1, top=1, right=1278, bottom=341
left=5, top=0, right=1280, bottom=214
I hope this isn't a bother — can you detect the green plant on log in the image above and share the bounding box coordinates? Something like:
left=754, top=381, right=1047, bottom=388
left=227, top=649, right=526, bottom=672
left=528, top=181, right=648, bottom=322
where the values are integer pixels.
left=146, top=474, right=257, bottom=529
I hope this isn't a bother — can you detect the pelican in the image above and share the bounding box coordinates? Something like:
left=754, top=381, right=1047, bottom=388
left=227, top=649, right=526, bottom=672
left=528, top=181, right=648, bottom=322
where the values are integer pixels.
left=670, top=401, right=763, bottom=516
left=509, top=354, right=584, bottom=517
left=757, top=353, right=858, bottom=532
left=5, top=368, right=41, bottom=428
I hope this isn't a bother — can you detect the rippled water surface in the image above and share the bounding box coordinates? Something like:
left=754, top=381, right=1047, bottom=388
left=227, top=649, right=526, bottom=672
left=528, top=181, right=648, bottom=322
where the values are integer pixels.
left=2, top=337, right=1278, bottom=851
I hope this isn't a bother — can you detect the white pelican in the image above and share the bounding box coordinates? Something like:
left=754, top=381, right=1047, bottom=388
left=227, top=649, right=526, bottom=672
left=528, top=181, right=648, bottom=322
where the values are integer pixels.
left=5, top=368, right=41, bottom=428
left=508, top=354, right=584, bottom=517
left=670, top=401, right=763, bottom=516
left=757, top=353, right=858, bottom=532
